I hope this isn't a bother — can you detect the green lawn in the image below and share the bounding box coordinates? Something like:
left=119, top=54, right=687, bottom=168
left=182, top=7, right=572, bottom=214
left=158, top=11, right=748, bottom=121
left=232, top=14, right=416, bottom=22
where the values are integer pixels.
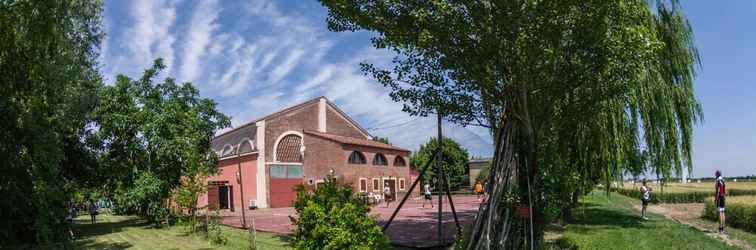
left=72, top=214, right=290, bottom=250
left=560, top=191, right=738, bottom=249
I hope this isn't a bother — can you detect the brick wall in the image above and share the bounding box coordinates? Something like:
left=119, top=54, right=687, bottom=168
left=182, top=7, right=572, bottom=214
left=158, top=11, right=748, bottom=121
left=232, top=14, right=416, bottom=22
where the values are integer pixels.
left=303, top=135, right=416, bottom=196
left=264, top=102, right=319, bottom=162
left=326, top=106, right=367, bottom=139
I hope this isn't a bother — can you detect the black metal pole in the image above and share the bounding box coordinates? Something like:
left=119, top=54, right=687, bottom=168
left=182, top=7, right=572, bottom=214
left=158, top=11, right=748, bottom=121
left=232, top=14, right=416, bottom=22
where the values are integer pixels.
left=437, top=111, right=444, bottom=245
left=381, top=149, right=440, bottom=232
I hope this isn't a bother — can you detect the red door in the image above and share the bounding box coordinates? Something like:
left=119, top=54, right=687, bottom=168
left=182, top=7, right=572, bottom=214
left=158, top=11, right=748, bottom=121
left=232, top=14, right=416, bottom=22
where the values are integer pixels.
left=269, top=165, right=303, bottom=208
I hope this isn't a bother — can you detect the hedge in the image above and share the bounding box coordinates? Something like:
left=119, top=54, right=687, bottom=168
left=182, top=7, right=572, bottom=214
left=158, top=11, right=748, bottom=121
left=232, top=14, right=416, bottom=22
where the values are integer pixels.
left=702, top=197, right=756, bottom=233
left=614, top=188, right=756, bottom=204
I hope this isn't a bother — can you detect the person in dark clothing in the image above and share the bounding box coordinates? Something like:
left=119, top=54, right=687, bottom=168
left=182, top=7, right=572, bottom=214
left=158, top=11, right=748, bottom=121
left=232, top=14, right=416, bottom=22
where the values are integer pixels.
left=88, top=201, right=98, bottom=224
left=715, top=170, right=726, bottom=234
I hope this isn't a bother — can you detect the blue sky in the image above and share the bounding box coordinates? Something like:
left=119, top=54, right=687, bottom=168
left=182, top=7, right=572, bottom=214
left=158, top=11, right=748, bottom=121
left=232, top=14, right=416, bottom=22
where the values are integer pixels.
left=100, top=0, right=754, bottom=178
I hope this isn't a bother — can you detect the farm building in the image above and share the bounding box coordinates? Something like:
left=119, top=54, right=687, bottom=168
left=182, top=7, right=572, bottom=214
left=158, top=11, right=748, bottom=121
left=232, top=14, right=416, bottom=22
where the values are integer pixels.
left=199, top=97, right=414, bottom=210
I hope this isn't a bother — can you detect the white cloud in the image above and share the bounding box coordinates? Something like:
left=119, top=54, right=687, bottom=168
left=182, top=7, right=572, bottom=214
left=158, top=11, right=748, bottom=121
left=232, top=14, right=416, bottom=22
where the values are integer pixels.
left=179, top=0, right=221, bottom=83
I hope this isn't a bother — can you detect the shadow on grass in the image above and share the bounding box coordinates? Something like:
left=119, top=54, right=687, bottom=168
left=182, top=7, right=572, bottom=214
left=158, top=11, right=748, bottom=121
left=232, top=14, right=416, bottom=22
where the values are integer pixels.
left=571, top=206, right=643, bottom=228
left=73, top=217, right=148, bottom=238
left=74, top=238, right=133, bottom=250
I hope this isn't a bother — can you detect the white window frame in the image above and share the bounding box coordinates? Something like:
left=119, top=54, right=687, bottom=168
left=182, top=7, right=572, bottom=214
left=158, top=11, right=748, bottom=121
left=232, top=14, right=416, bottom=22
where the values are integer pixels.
left=399, top=178, right=406, bottom=191
left=359, top=178, right=368, bottom=193
left=372, top=178, right=380, bottom=192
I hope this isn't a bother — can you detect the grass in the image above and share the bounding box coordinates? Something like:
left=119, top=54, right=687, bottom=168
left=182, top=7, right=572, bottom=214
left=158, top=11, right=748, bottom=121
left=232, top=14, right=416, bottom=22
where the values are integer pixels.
left=704, top=195, right=756, bottom=233
left=619, top=181, right=756, bottom=193
left=559, top=191, right=738, bottom=249
left=72, top=214, right=290, bottom=250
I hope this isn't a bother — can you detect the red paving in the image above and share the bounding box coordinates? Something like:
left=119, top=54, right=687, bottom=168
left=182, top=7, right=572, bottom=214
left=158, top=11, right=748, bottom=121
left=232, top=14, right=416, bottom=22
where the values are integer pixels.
left=219, top=195, right=483, bottom=248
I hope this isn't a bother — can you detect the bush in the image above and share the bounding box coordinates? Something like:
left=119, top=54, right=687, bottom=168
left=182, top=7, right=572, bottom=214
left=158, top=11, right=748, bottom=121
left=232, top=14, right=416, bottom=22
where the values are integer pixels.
left=703, top=197, right=756, bottom=233
left=614, top=188, right=756, bottom=204
left=292, top=176, right=390, bottom=250
left=206, top=210, right=227, bottom=245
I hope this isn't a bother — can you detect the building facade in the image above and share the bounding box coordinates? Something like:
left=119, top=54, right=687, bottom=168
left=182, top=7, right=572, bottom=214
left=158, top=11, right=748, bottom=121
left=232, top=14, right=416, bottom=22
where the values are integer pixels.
left=199, top=97, right=414, bottom=210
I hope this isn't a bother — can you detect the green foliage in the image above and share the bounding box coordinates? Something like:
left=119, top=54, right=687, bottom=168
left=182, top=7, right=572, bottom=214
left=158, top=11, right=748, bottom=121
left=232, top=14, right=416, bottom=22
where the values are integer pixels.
left=292, top=176, right=389, bottom=250
left=207, top=210, right=228, bottom=245
left=319, top=0, right=702, bottom=248
left=372, top=136, right=390, bottom=144
left=703, top=197, right=756, bottom=233
left=92, top=59, right=230, bottom=223
left=0, top=0, right=104, bottom=244
left=410, top=137, right=470, bottom=190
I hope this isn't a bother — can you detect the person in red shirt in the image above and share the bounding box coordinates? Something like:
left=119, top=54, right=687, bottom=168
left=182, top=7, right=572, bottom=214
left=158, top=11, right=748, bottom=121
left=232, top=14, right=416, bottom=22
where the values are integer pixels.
left=715, top=170, right=726, bottom=234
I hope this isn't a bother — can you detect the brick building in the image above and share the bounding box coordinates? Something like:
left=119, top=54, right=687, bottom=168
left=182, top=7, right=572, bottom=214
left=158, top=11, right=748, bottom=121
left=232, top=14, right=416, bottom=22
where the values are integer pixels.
left=199, top=97, right=414, bottom=210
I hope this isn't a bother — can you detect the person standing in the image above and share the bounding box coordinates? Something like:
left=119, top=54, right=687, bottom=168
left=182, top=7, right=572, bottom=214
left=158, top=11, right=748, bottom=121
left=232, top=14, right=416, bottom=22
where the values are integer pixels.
left=474, top=181, right=484, bottom=201
left=715, top=170, right=727, bottom=234
left=383, top=184, right=393, bottom=208
left=422, top=183, right=433, bottom=208
left=640, top=179, right=652, bottom=220
left=88, top=200, right=98, bottom=224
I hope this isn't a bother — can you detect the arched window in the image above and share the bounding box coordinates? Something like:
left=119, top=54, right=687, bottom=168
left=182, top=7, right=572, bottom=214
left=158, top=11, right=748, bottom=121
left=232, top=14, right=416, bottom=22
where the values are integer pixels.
left=348, top=151, right=366, bottom=164
left=221, top=144, right=235, bottom=157
left=393, top=156, right=406, bottom=167
left=275, top=134, right=303, bottom=162
left=373, top=153, right=388, bottom=166
left=238, top=139, right=255, bottom=154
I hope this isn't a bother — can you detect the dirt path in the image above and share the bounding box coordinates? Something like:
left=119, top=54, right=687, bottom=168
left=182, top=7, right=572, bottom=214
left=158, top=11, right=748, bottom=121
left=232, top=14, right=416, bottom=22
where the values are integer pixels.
left=633, top=203, right=754, bottom=250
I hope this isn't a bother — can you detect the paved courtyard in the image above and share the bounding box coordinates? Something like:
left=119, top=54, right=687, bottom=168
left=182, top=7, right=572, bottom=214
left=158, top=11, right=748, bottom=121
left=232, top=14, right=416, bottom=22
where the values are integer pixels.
left=219, top=195, right=483, bottom=248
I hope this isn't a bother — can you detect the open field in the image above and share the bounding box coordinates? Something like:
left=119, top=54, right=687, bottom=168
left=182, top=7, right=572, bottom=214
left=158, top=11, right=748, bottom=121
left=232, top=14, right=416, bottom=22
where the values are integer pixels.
left=616, top=182, right=756, bottom=203
left=554, top=191, right=740, bottom=249
left=619, top=181, right=756, bottom=193
left=72, top=215, right=290, bottom=250
left=704, top=195, right=756, bottom=234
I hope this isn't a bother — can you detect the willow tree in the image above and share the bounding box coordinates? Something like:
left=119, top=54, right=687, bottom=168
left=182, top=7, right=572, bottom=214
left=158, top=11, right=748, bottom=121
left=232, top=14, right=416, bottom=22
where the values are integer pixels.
left=319, top=0, right=701, bottom=248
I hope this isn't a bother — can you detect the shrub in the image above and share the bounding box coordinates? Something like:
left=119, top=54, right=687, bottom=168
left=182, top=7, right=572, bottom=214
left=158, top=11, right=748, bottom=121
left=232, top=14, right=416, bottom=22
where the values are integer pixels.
left=703, top=196, right=756, bottom=233
left=206, top=210, right=227, bottom=245
left=292, top=176, right=390, bottom=250
left=615, top=188, right=756, bottom=204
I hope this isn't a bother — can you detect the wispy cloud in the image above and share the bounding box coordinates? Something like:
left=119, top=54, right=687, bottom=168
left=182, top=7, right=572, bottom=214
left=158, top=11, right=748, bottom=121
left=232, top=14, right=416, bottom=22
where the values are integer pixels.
left=179, top=0, right=220, bottom=83
left=101, top=0, right=493, bottom=156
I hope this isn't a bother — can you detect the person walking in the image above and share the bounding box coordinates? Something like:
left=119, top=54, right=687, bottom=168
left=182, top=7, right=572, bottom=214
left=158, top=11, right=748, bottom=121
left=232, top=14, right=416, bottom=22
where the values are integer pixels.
left=383, top=184, right=393, bottom=208
left=640, top=179, right=652, bottom=220
left=715, top=170, right=727, bottom=234
left=88, top=200, right=99, bottom=224
left=422, top=183, right=434, bottom=208
left=474, top=181, right=484, bottom=201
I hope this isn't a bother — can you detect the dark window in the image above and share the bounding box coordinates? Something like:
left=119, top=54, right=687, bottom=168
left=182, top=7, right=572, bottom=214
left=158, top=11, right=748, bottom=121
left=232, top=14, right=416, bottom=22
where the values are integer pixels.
left=399, top=179, right=406, bottom=190
left=393, top=156, right=406, bottom=167
left=359, top=179, right=367, bottom=192
left=348, top=151, right=366, bottom=164
left=238, top=139, right=254, bottom=154
left=373, top=153, right=388, bottom=166
left=372, top=179, right=380, bottom=191
left=221, top=145, right=235, bottom=157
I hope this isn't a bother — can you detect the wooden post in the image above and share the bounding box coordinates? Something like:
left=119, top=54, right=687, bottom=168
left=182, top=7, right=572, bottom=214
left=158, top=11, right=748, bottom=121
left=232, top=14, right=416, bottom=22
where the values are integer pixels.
left=237, top=149, right=247, bottom=229
left=437, top=111, right=444, bottom=245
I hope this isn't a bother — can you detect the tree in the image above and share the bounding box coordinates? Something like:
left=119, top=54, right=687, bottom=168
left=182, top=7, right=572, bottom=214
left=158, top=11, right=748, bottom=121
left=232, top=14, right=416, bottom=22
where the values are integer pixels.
left=318, top=0, right=701, bottom=248
left=92, top=59, right=230, bottom=222
left=411, top=137, right=470, bottom=190
left=371, top=136, right=390, bottom=144
left=0, top=0, right=104, bottom=245
left=292, top=176, right=389, bottom=249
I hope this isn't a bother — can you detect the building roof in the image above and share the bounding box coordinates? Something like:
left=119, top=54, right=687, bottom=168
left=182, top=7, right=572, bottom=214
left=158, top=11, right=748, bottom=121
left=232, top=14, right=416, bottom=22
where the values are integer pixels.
left=304, top=130, right=410, bottom=152
left=212, top=124, right=257, bottom=153
left=212, top=96, right=373, bottom=150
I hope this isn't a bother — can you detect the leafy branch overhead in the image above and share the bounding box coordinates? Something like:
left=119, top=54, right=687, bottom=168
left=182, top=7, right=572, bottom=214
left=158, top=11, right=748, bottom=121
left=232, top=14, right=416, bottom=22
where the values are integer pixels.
left=319, top=0, right=702, bottom=248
